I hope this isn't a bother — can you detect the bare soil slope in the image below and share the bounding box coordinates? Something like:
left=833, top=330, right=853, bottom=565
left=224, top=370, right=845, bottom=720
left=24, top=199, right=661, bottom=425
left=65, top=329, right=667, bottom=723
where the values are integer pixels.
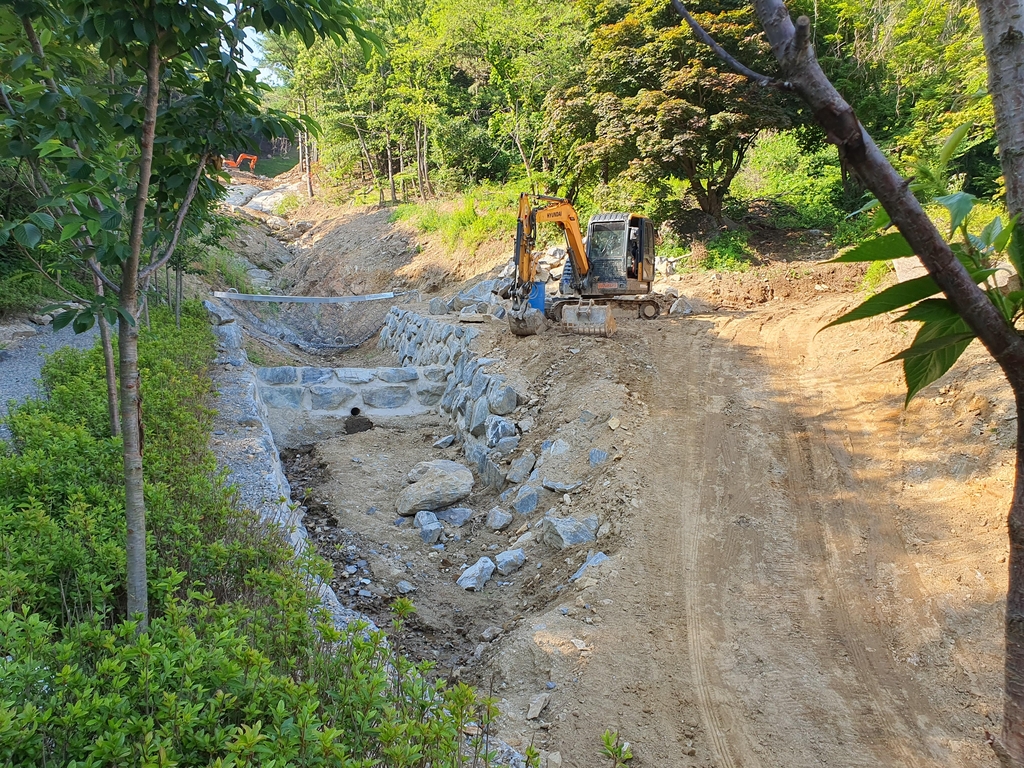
left=259, top=200, right=1013, bottom=766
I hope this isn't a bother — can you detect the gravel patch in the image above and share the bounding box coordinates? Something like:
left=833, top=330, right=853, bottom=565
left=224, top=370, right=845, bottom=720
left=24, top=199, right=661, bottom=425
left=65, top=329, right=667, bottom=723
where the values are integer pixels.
left=0, top=324, right=98, bottom=440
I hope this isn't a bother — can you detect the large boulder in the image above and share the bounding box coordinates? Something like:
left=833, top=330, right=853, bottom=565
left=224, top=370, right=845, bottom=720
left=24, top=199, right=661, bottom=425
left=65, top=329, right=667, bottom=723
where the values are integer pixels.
left=540, top=514, right=598, bottom=549
left=397, top=460, right=474, bottom=516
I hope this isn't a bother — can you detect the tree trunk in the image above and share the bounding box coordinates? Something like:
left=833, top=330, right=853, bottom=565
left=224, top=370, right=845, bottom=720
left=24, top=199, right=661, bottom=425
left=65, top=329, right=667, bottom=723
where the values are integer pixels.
left=386, top=135, right=397, bottom=203
left=422, top=124, right=434, bottom=197
left=976, top=3, right=1024, bottom=761
left=304, top=131, right=314, bottom=198
left=175, top=266, right=182, bottom=329
left=977, top=0, right=1024, bottom=219
left=92, top=272, right=119, bottom=437
left=121, top=40, right=161, bottom=629
left=1002, top=399, right=1024, bottom=766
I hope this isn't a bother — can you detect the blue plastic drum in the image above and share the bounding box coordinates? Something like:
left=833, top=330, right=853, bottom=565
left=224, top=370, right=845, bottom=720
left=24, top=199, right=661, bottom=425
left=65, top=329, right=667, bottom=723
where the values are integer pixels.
left=527, top=281, right=546, bottom=312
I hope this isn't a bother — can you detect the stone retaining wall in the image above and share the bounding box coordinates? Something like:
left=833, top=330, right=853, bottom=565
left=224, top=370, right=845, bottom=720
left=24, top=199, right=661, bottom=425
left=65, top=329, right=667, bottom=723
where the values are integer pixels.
left=203, top=299, right=372, bottom=633
left=254, top=363, right=450, bottom=446
left=378, top=308, right=526, bottom=489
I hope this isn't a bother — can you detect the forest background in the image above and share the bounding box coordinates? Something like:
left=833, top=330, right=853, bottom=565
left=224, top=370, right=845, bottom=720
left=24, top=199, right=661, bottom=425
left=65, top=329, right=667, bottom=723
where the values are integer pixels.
left=253, top=0, right=997, bottom=260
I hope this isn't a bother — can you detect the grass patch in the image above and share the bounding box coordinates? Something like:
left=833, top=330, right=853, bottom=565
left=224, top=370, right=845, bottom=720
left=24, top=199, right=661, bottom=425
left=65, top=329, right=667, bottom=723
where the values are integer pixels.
left=388, top=186, right=518, bottom=256
left=255, top=149, right=299, bottom=178
left=699, top=231, right=755, bottom=272
left=860, top=259, right=895, bottom=294
left=0, top=304, right=495, bottom=767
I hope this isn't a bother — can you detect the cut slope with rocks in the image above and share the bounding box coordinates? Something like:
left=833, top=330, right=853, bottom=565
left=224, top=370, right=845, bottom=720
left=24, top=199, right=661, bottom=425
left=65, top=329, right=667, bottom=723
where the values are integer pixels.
left=206, top=191, right=1013, bottom=767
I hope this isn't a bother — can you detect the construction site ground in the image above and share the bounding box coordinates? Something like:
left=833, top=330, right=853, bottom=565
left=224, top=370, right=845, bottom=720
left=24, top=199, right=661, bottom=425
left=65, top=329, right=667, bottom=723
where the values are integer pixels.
left=226, top=185, right=1015, bottom=768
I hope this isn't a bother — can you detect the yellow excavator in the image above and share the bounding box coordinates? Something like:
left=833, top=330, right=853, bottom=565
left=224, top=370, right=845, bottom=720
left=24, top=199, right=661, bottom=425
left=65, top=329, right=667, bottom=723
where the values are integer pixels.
left=508, top=193, right=660, bottom=336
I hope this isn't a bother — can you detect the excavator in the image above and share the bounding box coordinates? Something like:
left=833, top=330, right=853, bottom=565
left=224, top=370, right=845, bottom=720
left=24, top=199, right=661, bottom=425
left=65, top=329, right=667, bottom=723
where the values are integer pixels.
left=508, top=193, right=660, bottom=337
left=223, top=153, right=258, bottom=172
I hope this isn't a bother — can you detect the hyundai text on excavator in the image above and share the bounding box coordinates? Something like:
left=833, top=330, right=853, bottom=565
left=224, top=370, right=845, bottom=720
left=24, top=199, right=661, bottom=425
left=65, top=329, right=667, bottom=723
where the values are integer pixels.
left=508, top=193, right=660, bottom=337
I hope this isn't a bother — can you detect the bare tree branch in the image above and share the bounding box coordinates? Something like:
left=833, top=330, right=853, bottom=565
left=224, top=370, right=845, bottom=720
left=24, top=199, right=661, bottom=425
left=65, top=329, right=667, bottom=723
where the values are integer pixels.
left=670, top=0, right=790, bottom=90
left=139, top=152, right=211, bottom=281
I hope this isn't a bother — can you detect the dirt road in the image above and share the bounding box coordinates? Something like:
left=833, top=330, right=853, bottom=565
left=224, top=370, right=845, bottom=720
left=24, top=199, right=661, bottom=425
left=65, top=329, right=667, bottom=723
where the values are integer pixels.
left=544, top=299, right=1007, bottom=767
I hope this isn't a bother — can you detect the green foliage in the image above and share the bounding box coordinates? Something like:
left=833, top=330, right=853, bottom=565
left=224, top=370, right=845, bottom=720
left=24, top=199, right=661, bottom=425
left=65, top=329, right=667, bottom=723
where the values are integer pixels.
left=0, top=304, right=494, bottom=766
left=827, top=191, right=1023, bottom=403
left=700, top=231, right=755, bottom=272
left=600, top=729, right=633, bottom=768
left=730, top=132, right=848, bottom=229
left=273, top=192, right=303, bottom=217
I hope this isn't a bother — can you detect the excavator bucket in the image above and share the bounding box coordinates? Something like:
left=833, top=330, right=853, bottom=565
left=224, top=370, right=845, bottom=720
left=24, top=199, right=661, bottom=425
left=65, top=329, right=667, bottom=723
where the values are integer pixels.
left=561, top=301, right=616, bottom=337
left=508, top=307, right=547, bottom=336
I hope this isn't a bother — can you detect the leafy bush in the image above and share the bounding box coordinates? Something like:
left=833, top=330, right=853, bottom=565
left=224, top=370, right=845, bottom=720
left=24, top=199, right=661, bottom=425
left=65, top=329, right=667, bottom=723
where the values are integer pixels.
left=730, top=131, right=848, bottom=230
left=700, top=231, right=755, bottom=272
left=0, top=303, right=494, bottom=767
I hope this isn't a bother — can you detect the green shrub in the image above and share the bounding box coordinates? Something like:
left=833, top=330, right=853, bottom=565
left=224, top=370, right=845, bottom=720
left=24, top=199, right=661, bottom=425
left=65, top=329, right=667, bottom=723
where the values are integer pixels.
left=0, top=303, right=493, bottom=767
left=731, top=131, right=847, bottom=230
left=700, top=231, right=755, bottom=272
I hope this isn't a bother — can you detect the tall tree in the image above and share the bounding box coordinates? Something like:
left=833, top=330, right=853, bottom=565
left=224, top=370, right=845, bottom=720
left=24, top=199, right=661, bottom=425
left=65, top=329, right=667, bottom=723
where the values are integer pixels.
left=1, top=0, right=373, bottom=628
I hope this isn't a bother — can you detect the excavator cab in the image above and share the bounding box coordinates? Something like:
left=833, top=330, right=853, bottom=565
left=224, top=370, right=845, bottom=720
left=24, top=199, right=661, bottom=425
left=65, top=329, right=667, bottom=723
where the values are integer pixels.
left=559, top=213, right=655, bottom=298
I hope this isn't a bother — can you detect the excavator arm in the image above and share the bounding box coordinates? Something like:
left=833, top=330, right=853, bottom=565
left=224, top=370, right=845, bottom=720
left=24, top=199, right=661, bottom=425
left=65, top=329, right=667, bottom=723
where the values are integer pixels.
left=513, top=193, right=590, bottom=292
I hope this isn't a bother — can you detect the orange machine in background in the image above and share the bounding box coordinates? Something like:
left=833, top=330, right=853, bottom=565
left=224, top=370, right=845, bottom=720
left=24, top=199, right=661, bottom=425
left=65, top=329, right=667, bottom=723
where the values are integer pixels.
left=223, top=154, right=258, bottom=172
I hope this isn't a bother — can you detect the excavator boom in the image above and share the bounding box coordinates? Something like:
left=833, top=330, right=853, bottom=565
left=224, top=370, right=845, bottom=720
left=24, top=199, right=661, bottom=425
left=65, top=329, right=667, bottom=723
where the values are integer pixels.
left=510, top=193, right=614, bottom=336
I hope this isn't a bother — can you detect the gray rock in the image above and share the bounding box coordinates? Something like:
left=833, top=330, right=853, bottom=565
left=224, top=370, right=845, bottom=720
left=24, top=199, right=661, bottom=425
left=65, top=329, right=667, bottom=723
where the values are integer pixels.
left=526, top=692, right=551, bottom=720
left=257, top=366, right=297, bottom=384
left=485, top=415, right=516, bottom=447
left=433, top=434, right=456, bottom=449
left=542, top=478, right=583, bottom=493
left=493, top=436, right=521, bottom=456
left=414, top=510, right=439, bottom=528
left=487, top=508, right=514, bottom=531
left=362, top=385, right=412, bottom=409
left=506, top=452, right=536, bottom=484
left=223, top=184, right=262, bottom=206
left=419, top=522, right=443, bottom=544
left=546, top=438, right=570, bottom=456
left=487, top=385, right=519, bottom=416
left=570, top=552, right=610, bottom=582
left=457, top=557, right=496, bottom=591
left=429, top=296, right=449, bottom=315
left=470, top=368, right=491, bottom=399
left=397, top=460, right=474, bottom=515
left=589, top=449, right=609, bottom=466
left=481, top=458, right=507, bottom=490
left=309, top=384, right=357, bottom=410
left=540, top=515, right=597, bottom=549
left=495, top=548, right=526, bottom=576
left=669, top=297, right=693, bottom=316
left=301, top=367, right=335, bottom=384
left=378, top=366, right=419, bottom=383
left=261, top=386, right=304, bottom=408
left=336, top=368, right=377, bottom=384
left=416, top=381, right=447, bottom=406
left=435, top=506, right=474, bottom=527
left=422, top=365, right=448, bottom=383
left=396, top=580, right=417, bottom=594
left=512, top=485, right=539, bottom=515
left=481, top=625, right=503, bottom=642
left=468, top=398, right=490, bottom=437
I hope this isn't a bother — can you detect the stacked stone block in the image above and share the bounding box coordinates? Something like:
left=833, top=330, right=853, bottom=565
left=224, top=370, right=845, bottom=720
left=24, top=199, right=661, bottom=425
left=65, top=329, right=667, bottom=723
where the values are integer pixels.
left=378, top=307, right=525, bottom=489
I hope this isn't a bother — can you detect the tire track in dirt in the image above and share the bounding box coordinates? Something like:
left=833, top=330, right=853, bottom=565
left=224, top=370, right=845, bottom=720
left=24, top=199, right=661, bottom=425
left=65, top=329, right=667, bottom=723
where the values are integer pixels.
left=646, top=306, right=981, bottom=767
